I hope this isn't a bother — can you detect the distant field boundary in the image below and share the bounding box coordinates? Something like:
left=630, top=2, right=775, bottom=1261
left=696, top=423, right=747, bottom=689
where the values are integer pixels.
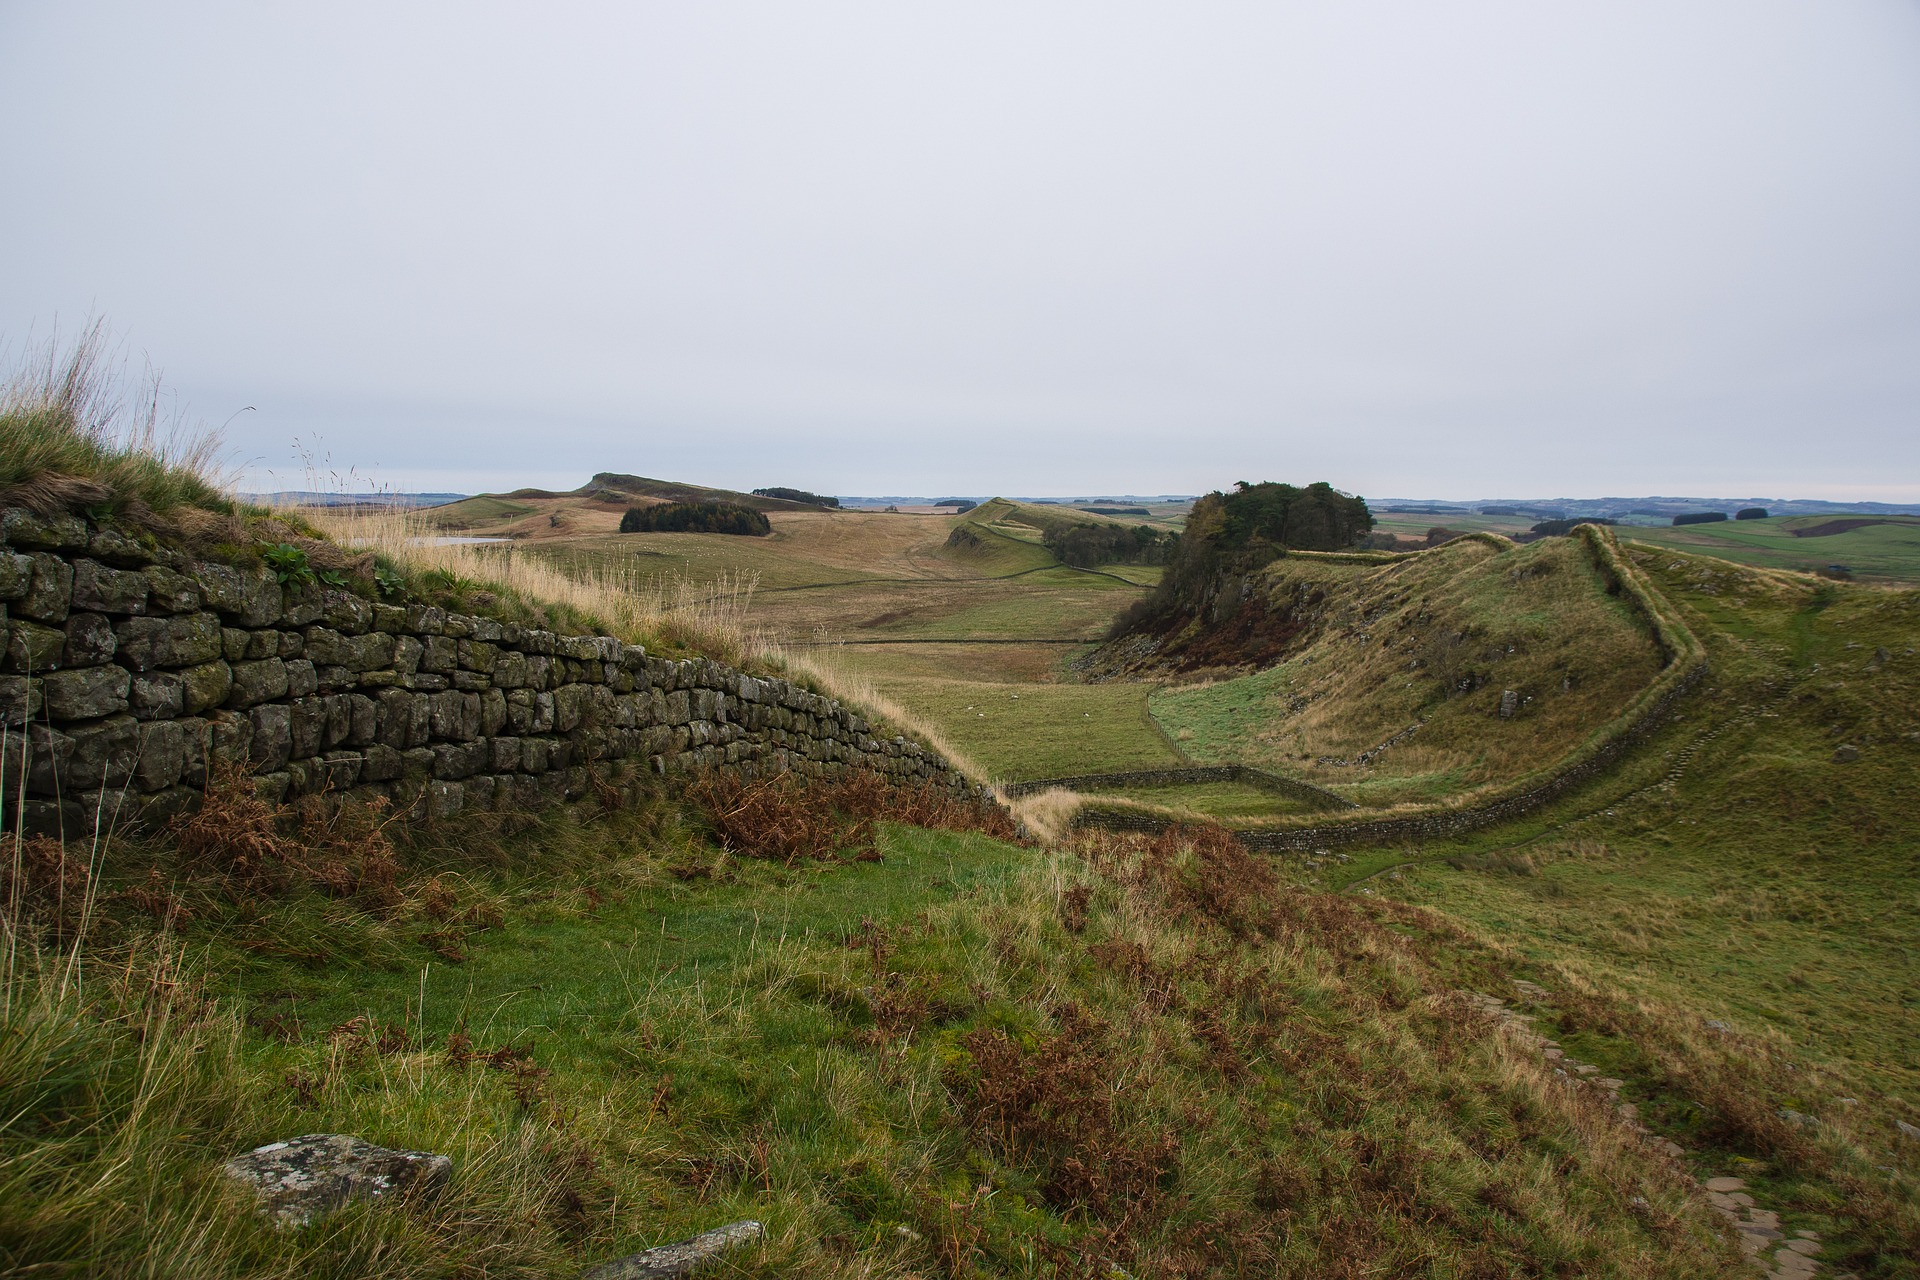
left=1075, top=526, right=1711, bottom=851
left=1002, top=764, right=1356, bottom=810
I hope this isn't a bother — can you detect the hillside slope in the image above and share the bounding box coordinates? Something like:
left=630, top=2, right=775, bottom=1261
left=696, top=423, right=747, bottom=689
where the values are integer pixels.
left=1107, top=533, right=1669, bottom=807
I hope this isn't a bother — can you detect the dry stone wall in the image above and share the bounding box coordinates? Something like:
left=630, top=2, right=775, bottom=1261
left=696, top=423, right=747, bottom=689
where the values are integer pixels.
left=0, top=508, right=986, bottom=837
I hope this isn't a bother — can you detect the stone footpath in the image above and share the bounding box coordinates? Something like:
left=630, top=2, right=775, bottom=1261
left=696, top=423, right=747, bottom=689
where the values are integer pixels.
left=1463, top=988, right=1850, bottom=1279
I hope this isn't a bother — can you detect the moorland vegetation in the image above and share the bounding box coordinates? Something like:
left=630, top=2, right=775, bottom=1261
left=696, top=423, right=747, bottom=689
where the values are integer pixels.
left=7, top=340, right=1918, bottom=1275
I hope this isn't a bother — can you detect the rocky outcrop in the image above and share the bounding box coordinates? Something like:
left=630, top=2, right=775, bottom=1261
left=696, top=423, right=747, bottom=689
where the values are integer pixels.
left=222, top=1134, right=451, bottom=1227
left=0, top=507, right=988, bottom=836
left=579, top=1221, right=766, bottom=1279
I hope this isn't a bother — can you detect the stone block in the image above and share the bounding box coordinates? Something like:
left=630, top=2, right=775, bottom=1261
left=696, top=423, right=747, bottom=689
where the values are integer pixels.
left=429, top=690, right=482, bottom=741
left=442, top=613, right=473, bottom=640
left=347, top=694, right=378, bottom=746
left=391, top=634, right=423, bottom=674
left=471, top=617, right=503, bottom=643
left=62, top=612, right=116, bottom=666
left=0, top=508, right=88, bottom=551
left=286, top=659, right=318, bottom=698
left=319, top=751, right=363, bottom=792
left=15, top=553, right=73, bottom=623
left=42, top=665, right=131, bottom=720
left=319, top=590, right=371, bottom=634
left=143, top=566, right=201, bottom=614
left=136, top=786, right=198, bottom=828
left=489, top=736, right=522, bottom=772
left=65, top=714, right=140, bottom=789
left=249, top=703, right=293, bottom=772
left=456, top=638, right=497, bottom=673
left=0, top=551, right=33, bottom=600
left=207, top=710, right=254, bottom=771
left=432, top=740, right=488, bottom=780
left=85, top=526, right=157, bottom=565
left=397, top=672, right=445, bottom=691
left=177, top=716, right=210, bottom=788
left=0, top=674, right=41, bottom=727
left=402, top=604, right=445, bottom=635
left=451, top=670, right=490, bottom=692
left=372, top=603, right=407, bottom=632
left=521, top=629, right=556, bottom=656
left=114, top=612, right=223, bottom=670
left=277, top=630, right=304, bottom=658
left=423, top=779, right=464, bottom=819
left=134, top=720, right=189, bottom=791
left=222, top=627, right=251, bottom=662
left=479, top=687, right=508, bottom=736
left=6, top=618, right=66, bottom=673
left=180, top=660, right=233, bottom=714
left=194, top=562, right=283, bottom=626
left=279, top=584, right=325, bottom=627
left=377, top=688, right=430, bottom=749
left=253, top=771, right=291, bottom=805
left=130, top=671, right=186, bottom=721
left=361, top=743, right=404, bottom=783
left=420, top=635, right=457, bottom=673
left=290, top=697, right=329, bottom=760
left=227, top=658, right=290, bottom=709
left=70, top=559, right=148, bottom=614
left=522, top=737, right=551, bottom=773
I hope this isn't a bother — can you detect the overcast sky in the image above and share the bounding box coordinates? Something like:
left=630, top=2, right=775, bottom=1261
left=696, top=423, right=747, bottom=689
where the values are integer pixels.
left=4, top=3, right=1918, bottom=500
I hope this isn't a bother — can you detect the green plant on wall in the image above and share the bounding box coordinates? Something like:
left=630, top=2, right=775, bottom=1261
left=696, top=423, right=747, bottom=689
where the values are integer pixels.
left=259, top=542, right=347, bottom=589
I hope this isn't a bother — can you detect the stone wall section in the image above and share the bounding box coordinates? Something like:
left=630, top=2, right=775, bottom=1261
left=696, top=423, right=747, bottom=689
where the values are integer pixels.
left=0, top=508, right=985, bottom=836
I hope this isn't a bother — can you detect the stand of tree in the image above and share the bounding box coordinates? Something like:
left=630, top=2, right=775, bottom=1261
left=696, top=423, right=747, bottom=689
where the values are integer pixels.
left=752, top=487, right=838, bottom=508
left=1672, top=512, right=1728, bottom=526
left=621, top=501, right=771, bottom=535
left=1112, top=481, right=1373, bottom=636
left=1042, top=522, right=1178, bottom=568
left=1530, top=517, right=1615, bottom=536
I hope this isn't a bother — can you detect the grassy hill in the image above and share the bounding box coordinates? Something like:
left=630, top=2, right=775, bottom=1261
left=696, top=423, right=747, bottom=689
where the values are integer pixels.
left=1142, top=534, right=1670, bottom=807
left=1627, top=514, right=1920, bottom=584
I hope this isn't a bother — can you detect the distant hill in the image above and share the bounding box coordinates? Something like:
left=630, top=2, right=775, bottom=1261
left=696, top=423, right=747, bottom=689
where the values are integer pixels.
left=1383, top=495, right=1920, bottom=518
left=577, top=473, right=826, bottom=512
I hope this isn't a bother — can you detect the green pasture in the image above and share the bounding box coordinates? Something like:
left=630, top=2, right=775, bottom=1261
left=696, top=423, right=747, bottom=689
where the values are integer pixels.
left=1626, top=516, right=1920, bottom=583
left=866, top=677, right=1184, bottom=782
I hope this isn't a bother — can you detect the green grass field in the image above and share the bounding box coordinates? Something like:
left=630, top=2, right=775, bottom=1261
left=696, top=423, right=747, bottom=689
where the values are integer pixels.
left=1625, top=516, right=1920, bottom=583
left=862, top=677, right=1185, bottom=781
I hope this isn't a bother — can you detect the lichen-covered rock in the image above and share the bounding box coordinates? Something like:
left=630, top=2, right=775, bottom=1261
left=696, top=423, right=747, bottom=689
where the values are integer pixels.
left=114, top=612, right=223, bottom=671
left=42, top=664, right=131, bottom=720
left=222, top=1134, right=452, bottom=1227
left=71, top=559, right=149, bottom=614
left=579, top=1220, right=766, bottom=1279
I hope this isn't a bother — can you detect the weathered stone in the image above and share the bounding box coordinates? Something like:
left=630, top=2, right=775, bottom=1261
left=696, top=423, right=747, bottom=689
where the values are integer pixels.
left=1832, top=743, right=1859, bottom=763
left=180, top=660, right=233, bottom=714
left=70, top=559, right=149, bottom=614
left=420, top=634, right=457, bottom=673
left=114, top=612, right=223, bottom=670
left=206, top=710, right=254, bottom=771
left=143, top=565, right=202, bottom=613
left=228, top=658, right=290, bottom=709
left=578, top=1221, right=765, bottom=1280
left=194, top=562, right=283, bottom=626
left=372, top=603, right=407, bottom=633
left=25, top=723, right=74, bottom=794
left=0, top=551, right=33, bottom=600
left=129, top=669, right=186, bottom=720
left=63, top=612, right=117, bottom=666
left=222, top=1132, right=449, bottom=1228
left=318, top=750, right=363, bottom=792
left=347, top=693, right=379, bottom=746
left=0, top=674, right=41, bottom=726
left=280, top=585, right=325, bottom=627
left=15, top=553, right=74, bottom=623
left=456, top=638, right=497, bottom=673
left=428, top=690, right=481, bottom=742
left=392, top=634, right=423, bottom=675
left=480, top=687, right=508, bottom=736
left=64, top=714, right=141, bottom=789
left=135, top=719, right=189, bottom=791
left=250, top=703, right=293, bottom=772
left=377, top=688, right=430, bottom=749
left=361, top=742, right=405, bottom=782
left=290, top=698, right=330, bottom=760
left=286, top=659, right=318, bottom=699
left=6, top=618, right=67, bottom=673
left=322, top=590, right=373, bottom=634
left=432, top=740, right=489, bottom=780
left=42, top=665, right=131, bottom=720
left=85, top=526, right=156, bottom=565
left=0, top=508, right=88, bottom=551
left=278, top=630, right=304, bottom=658
left=254, top=771, right=291, bottom=804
